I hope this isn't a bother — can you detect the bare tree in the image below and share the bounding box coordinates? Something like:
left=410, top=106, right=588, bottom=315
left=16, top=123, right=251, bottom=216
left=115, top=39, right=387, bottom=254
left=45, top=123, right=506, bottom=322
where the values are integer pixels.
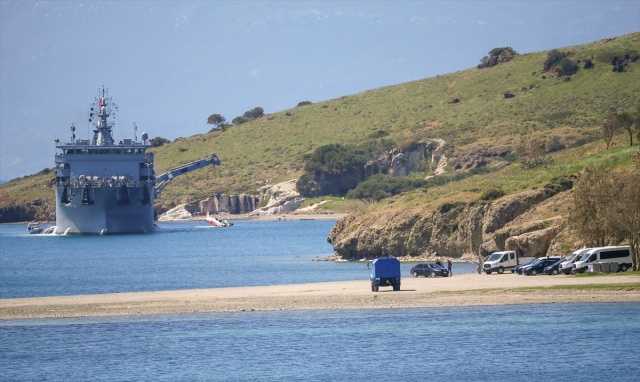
left=614, top=168, right=640, bottom=270
left=569, top=165, right=614, bottom=247
left=615, top=111, right=635, bottom=146
left=569, top=163, right=640, bottom=270
left=602, top=111, right=619, bottom=149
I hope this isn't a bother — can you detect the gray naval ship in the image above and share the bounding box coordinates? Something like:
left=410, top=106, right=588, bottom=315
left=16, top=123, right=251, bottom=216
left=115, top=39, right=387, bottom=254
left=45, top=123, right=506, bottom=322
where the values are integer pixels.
left=53, top=88, right=220, bottom=235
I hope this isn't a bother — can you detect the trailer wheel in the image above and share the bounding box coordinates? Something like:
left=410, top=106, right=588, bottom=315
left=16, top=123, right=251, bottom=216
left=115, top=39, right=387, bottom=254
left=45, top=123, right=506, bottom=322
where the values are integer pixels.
left=511, top=269, right=515, bottom=273
left=620, top=265, right=628, bottom=272
left=497, top=267, right=504, bottom=274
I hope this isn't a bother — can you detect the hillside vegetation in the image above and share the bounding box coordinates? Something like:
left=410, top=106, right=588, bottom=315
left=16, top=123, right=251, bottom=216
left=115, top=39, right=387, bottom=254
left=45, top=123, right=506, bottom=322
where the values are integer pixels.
left=1, top=33, right=639, bottom=219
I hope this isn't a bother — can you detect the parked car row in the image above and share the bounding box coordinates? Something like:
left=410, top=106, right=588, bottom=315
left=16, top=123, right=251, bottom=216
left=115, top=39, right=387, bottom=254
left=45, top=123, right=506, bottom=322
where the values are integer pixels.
left=483, top=246, right=633, bottom=276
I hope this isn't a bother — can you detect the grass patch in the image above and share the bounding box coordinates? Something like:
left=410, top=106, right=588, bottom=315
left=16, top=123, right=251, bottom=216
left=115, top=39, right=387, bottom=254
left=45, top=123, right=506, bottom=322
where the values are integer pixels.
left=1, top=32, right=639, bottom=213
left=517, top=283, right=640, bottom=291
left=574, top=271, right=640, bottom=278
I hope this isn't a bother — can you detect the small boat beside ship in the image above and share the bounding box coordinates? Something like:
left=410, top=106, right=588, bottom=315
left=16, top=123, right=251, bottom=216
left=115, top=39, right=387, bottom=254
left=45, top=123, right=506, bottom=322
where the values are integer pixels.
left=204, top=211, right=233, bottom=227
left=27, top=223, right=43, bottom=234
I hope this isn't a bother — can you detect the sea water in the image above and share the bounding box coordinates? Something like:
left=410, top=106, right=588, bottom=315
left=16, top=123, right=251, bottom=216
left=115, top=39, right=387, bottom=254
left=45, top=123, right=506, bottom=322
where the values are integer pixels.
left=1, top=304, right=639, bottom=381
left=0, top=220, right=476, bottom=298
left=1, top=220, right=639, bottom=381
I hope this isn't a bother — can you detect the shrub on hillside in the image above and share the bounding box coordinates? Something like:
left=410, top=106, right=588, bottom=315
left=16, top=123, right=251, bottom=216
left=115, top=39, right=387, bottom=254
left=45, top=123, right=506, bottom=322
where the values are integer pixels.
left=346, top=174, right=427, bottom=202
left=477, top=47, right=519, bottom=69
left=546, top=49, right=565, bottom=69
left=243, top=107, right=264, bottom=119
left=480, top=188, right=505, bottom=201
left=559, top=58, right=579, bottom=76
left=369, top=130, right=389, bottom=139
left=296, top=174, right=321, bottom=197
left=304, top=144, right=368, bottom=175
left=545, top=136, right=566, bottom=152
left=150, top=136, right=170, bottom=147
left=543, top=176, right=574, bottom=196
left=232, top=116, right=252, bottom=125
left=298, top=139, right=396, bottom=196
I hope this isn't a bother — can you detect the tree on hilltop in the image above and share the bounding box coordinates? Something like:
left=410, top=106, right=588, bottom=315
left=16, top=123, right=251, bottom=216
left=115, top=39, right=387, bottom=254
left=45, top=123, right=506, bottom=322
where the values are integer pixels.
left=207, top=114, right=227, bottom=130
left=231, top=107, right=265, bottom=125
left=478, top=47, right=519, bottom=69
left=150, top=136, right=170, bottom=147
left=243, top=107, right=264, bottom=119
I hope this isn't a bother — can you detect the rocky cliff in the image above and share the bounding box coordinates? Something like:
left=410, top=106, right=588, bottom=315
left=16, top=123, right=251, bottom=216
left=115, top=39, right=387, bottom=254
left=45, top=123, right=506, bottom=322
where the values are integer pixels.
left=327, top=183, right=579, bottom=264
left=248, top=179, right=304, bottom=216
left=0, top=199, right=54, bottom=223
left=158, top=193, right=260, bottom=221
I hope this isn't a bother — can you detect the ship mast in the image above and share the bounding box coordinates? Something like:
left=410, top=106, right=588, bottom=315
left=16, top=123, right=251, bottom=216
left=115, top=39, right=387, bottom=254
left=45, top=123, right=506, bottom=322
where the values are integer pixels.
left=89, top=87, right=116, bottom=146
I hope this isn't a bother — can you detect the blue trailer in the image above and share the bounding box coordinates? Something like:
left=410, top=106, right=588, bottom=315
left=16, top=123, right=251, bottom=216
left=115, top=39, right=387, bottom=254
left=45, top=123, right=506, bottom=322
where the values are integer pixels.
left=370, top=257, right=401, bottom=292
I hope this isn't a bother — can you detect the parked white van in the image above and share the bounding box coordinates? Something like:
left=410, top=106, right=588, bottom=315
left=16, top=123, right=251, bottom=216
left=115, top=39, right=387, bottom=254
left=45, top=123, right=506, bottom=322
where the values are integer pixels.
left=558, top=248, right=595, bottom=275
left=572, top=246, right=633, bottom=274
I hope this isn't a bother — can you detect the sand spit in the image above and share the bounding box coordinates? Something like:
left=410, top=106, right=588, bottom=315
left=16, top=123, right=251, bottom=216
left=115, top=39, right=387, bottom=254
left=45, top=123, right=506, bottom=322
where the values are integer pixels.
left=1, top=273, right=639, bottom=320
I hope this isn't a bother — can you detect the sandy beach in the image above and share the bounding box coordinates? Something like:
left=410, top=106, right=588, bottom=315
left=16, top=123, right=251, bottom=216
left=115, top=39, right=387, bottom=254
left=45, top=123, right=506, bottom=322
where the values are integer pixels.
left=1, top=273, right=639, bottom=320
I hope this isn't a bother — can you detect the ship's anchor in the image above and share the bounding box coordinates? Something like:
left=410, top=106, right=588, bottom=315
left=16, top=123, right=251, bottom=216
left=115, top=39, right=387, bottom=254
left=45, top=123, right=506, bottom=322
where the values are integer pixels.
left=60, top=185, right=71, bottom=205
left=116, top=184, right=130, bottom=205
left=140, top=184, right=150, bottom=205
left=81, top=185, right=94, bottom=205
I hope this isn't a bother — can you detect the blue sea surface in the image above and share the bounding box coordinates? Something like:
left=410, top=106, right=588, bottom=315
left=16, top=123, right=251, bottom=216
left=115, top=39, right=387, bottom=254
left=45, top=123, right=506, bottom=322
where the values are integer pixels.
left=0, top=220, right=476, bottom=298
left=2, top=220, right=639, bottom=381
left=1, top=304, right=639, bottom=381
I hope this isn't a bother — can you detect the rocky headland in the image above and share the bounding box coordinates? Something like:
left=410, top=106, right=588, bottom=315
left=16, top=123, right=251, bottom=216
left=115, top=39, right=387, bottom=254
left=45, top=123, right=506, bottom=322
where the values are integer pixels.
left=327, top=183, right=577, bottom=263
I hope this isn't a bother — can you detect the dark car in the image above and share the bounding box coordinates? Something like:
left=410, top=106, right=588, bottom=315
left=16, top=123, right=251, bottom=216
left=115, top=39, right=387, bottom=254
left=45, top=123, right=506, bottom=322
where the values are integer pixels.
left=514, top=259, right=537, bottom=274
left=410, top=263, right=449, bottom=278
left=543, top=259, right=564, bottom=275
left=522, top=257, right=562, bottom=276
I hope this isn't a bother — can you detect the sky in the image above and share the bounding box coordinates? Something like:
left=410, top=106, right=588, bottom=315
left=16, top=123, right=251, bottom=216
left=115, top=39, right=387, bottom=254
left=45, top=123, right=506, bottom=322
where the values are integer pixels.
left=1, top=0, right=639, bottom=182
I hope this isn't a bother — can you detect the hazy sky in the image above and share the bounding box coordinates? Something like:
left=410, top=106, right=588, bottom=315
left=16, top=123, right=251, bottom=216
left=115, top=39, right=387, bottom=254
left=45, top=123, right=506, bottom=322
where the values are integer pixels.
left=1, top=0, right=639, bottom=181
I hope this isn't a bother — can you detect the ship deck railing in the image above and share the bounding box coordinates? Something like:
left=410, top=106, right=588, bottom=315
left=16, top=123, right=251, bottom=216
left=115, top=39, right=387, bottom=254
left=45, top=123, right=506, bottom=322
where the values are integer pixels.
left=56, top=180, right=150, bottom=188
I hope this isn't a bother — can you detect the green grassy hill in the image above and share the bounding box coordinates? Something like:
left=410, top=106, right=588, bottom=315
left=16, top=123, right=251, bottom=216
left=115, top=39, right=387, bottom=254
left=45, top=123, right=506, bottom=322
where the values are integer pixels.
left=1, top=32, right=639, bottom=219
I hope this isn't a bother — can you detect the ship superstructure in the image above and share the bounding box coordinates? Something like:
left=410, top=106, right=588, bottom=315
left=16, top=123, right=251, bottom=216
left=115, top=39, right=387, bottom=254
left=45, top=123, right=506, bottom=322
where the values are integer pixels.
left=54, top=88, right=220, bottom=234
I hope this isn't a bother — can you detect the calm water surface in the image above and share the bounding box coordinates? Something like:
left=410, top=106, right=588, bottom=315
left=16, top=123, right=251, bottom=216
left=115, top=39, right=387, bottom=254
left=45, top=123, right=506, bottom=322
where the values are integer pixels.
left=1, top=304, right=639, bottom=381
left=0, top=220, right=476, bottom=298
left=2, top=221, right=638, bottom=381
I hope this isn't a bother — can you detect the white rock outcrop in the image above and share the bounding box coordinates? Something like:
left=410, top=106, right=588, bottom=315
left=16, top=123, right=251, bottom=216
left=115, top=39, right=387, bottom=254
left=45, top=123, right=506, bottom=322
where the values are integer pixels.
left=248, top=179, right=305, bottom=216
left=158, top=204, right=194, bottom=221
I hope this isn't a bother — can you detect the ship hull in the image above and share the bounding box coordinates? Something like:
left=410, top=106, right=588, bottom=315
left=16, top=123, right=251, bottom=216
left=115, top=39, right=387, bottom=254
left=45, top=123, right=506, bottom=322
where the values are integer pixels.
left=55, top=185, right=155, bottom=235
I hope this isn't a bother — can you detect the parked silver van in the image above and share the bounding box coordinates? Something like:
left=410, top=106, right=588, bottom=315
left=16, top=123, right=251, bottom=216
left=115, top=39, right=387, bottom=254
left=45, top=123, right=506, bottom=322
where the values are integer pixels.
left=572, top=246, right=633, bottom=274
left=559, top=248, right=594, bottom=275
